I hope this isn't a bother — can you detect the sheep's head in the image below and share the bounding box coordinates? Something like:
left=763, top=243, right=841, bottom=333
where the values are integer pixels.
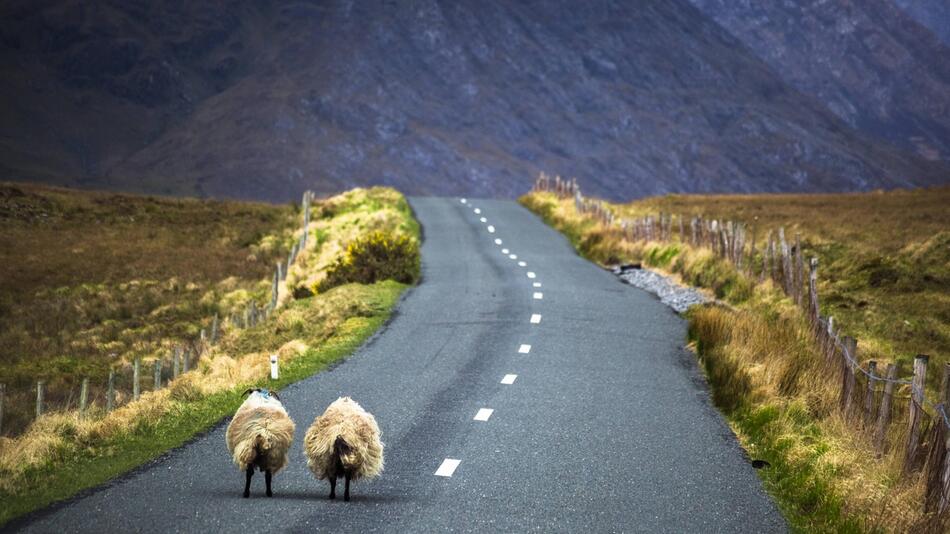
left=242, top=387, right=281, bottom=401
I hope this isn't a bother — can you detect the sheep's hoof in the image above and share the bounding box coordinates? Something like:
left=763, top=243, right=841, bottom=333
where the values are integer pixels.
left=242, top=492, right=250, bottom=499
left=266, top=491, right=273, bottom=497
left=328, top=493, right=335, bottom=500
left=344, top=495, right=350, bottom=502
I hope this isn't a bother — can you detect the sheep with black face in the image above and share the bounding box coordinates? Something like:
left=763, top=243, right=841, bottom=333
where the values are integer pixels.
left=226, top=388, right=295, bottom=498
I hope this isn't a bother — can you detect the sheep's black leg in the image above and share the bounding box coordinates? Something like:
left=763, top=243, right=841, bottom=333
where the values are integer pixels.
left=328, top=476, right=336, bottom=500
left=344, top=473, right=351, bottom=502
left=243, top=467, right=254, bottom=498
left=265, top=469, right=273, bottom=497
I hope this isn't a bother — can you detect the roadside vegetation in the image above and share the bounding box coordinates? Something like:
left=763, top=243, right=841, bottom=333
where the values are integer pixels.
left=521, top=185, right=950, bottom=532
left=0, top=184, right=419, bottom=526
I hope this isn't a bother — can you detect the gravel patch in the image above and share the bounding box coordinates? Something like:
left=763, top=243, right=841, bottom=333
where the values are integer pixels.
left=613, top=264, right=708, bottom=313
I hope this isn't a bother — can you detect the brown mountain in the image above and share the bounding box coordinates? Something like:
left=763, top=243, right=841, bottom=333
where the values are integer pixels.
left=0, top=0, right=947, bottom=202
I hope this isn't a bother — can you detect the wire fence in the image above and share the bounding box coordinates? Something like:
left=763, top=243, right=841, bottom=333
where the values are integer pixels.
left=533, top=173, right=950, bottom=516
left=0, top=191, right=316, bottom=439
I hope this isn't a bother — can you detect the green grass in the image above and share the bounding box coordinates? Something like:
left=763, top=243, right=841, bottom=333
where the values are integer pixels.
left=0, top=280, right=406, bottom=526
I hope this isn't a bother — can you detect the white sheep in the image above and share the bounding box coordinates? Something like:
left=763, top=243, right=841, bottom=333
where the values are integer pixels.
left=303, top=397, right=384, bottom=501
left=226, top=388, right=296, bottom=498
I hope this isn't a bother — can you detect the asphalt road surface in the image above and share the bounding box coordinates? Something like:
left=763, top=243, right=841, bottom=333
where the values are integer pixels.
left=12, top=198, right=785, bottom=533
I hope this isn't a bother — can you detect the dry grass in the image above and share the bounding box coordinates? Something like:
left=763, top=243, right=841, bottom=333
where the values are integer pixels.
left=521, top=188, right=950, bottom=532
left=0, top=182, right=300, bottom=433
left=0, top=185, right=418, bottom=519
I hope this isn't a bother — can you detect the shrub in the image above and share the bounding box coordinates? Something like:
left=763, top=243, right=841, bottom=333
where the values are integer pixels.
left=318, top=231, right=419, bottom=292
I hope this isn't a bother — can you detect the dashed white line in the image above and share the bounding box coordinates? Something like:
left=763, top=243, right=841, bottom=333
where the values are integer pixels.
left=494, top=238, right=503, bottom=245
left=460, top=198, right=467, bottom=204
left=518, top=344, right=531, bottom=354
left=518, top=261, right=527, bottom=267
left=480, top=217, right=487, bottom=223
left=474, top=208, right=481, bottom=214
left=487, top=226, right=495, bottom=233
left=501, top=374, right=518, bottom=385
left=530, top=314, right=542, bottom=324
left=474, top=408, right=494, bottom=421
left=502, top=248, right=510, bottom=254
left=435, top=458, right=461, bottom=477
left=527, top=271, right=537, bottom=279
left=533, top=282, right=542, bottom=287
left=533, top=292, right=543, bottom=300
left=509, top=254, right=517, bottom=260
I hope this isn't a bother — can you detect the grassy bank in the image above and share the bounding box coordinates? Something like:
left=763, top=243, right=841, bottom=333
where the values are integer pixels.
left=0, top=185, right=419, bottom=526
left=521, top=187, right=950, bottom=532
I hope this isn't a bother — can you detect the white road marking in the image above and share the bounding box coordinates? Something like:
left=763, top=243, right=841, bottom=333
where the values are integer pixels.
left=533, top=282, right=542, bottom=287
left=527, top=272, right=536, bottom=279
left=480, top=217, right=487, bottom=223
left=474, top=208, right=481, bottom=214
left=494, top=238, right=503, bottom=245
left=530, top=314, right=542, bottom=324
left=518, top=261, right=526, bottom=267
left=460, top=198, right=467, bottom=204
left=435, top=458, right=461, bottom=477
left=533, top=292, right=543, bottom=300
left=502, top=248, right=509, bottom=254
left=487, top=226, right=495, bottom=233
left=501, top=374, right=518, bottom=384
left=509, top=254, right=517, bottom=260
left=518, top=344, right=531, bottom=354
left=474, top=408, right=494, bottom=421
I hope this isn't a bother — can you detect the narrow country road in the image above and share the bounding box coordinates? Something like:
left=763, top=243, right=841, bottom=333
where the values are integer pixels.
left=11, top=198, right=785, bottom=533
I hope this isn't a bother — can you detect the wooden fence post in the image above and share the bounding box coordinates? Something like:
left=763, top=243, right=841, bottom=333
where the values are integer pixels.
left=0, top=383, right=5, bottom=435
left=173, top=347, right=180, bottom=379
left=779, top=228, right=791, bottom=295
left=840, top=336, right=857, bottom=418
left=875, top=363, right=898, bottom=454
left=183, top=349, right=191, bottom=373
left=864, top=361, right=877, bottom=428
left=904, top=354, right=929, bottom=475
left=824, top=317, right=836, bottom=364
left=924, top=363, right=950, bottom=513
left=211, top=313, right=219, bottom=344
left=133, top=357, right=141, bottom=401
left=79, top=378, right=89, bottom=417
left=36, top=380, right=45, bottom=418
left=154, top=359, right=162, bottom=390
left=808, top=258, right=819, bottom=325
left=794, top=233, right=804, bottom=306
left=107, top=369, right=115, bottom=412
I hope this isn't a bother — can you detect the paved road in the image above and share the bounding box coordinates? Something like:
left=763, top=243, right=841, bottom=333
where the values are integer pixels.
left=12, top=198, right=785, bottom=533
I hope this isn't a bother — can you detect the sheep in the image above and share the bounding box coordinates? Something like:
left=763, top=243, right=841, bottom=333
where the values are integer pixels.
left=226, top=387, right=295, bottom=498
left=303, top=397, right=384, bottom=501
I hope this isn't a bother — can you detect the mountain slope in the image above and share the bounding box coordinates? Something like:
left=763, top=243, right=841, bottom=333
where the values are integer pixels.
left=1, top=0, right=947, bottom=201
left=688, top=0, right=950, bottom=164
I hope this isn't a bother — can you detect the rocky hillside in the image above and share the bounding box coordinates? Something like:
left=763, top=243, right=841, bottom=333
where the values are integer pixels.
left=688, top=0, right=950, bottom=164
left=894, top=0, right=950, bottom=45
left=0, top=0, right=947, bottom=201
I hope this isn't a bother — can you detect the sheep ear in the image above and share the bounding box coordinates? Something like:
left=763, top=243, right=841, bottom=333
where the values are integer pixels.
left=241, top=388, right=255, bottom=397
left=270, top=390, right=281, bottom=401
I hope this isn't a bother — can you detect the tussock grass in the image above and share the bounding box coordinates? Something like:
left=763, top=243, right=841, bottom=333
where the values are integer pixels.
left=521, top=188, right=950, bottom=532
left=0, top=185, right=418, bottom=526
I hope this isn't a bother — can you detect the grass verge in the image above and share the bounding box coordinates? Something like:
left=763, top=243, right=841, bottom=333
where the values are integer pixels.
left=0, top=185, right=420, bottom=526
left=521, top=188, right=949, bottom=532
left=0, top=281, right=404, bottom=526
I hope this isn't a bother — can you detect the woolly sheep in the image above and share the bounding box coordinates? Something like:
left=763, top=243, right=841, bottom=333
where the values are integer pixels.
left=226, top=388, right=295, bottom=498
left=304, top=397, right=384, bottom=501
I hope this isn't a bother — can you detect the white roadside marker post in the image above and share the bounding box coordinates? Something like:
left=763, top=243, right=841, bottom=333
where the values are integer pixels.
left=270, top=354, right=279, bottom=380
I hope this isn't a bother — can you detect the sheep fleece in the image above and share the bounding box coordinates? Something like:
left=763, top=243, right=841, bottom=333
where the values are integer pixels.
left=304, top=397, right=384, bottom=480
left=226, top=393, right=295, bottom=473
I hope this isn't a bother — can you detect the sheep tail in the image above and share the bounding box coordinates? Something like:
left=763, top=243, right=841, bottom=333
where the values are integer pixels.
left=334, top=435, right=357, bottom=469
